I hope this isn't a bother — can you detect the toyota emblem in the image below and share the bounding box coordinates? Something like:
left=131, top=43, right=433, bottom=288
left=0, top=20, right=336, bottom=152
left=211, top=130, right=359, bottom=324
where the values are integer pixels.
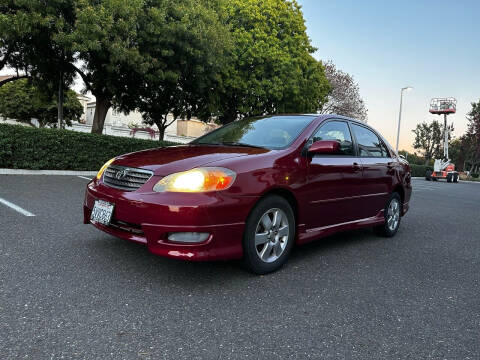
left=115, top=169, right=128, bottom=180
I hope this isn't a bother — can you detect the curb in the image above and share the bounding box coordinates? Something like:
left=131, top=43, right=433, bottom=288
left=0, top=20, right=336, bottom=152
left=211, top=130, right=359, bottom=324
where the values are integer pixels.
left=0, top=169, right=97, bottom=176
left=412, top=176, right=480, bottom=184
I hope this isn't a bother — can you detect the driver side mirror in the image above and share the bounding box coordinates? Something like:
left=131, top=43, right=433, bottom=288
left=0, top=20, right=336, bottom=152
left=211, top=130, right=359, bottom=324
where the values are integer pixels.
left=308, top=140, right=340, bottom=155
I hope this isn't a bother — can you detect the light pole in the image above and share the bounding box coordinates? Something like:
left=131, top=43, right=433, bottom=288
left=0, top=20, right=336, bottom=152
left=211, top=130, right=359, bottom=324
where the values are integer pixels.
left=395, top=86, right=413, bottom=153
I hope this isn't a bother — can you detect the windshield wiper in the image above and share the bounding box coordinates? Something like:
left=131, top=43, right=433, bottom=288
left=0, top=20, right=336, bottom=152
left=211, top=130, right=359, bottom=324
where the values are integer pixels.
left=193, top=141, right=266, bottom=149
left=218, top=142, right=266, bottom=149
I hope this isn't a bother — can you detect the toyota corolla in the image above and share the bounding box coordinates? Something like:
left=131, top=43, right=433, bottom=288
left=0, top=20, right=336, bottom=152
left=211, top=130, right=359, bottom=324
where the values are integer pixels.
left=84, top=115, right=411, bottom=274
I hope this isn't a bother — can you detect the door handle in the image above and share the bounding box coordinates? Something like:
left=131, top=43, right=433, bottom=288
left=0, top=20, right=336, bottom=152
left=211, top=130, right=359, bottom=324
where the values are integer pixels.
left=353, top=162, right=362, bottom=171
left=387, top=162, right=394, bottom=169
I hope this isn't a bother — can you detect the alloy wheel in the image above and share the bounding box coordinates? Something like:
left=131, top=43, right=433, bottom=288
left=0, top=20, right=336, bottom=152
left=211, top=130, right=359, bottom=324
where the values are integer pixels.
left=387, top=199, right=400, bottom=231
left=254, top=208, right=289, bottom=263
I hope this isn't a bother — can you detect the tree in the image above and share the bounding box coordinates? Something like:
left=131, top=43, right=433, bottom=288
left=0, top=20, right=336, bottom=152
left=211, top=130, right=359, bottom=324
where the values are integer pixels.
left=459, top=99, right=480, bottom=172
left=319, top=61, right=367, bottom=121
left=137, top=0, right=230, bottom=140
left=214, top=0, right=330, bottom=125
left=0, top=79, right=82, bottom=127
left=0, top=0, right=78, bottom=128
left=57, top=0, right=148, bottom=134
left=412, top=120, right=442, bottom=164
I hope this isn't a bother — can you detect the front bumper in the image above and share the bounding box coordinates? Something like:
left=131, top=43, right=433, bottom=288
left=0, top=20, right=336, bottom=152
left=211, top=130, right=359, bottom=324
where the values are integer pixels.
left=84, top=180, right=257, bottom=261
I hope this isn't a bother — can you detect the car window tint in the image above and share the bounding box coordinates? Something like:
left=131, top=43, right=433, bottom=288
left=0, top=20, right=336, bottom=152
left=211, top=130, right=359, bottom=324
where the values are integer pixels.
left=191, top=116, right=315, bottom=149
left=311, top=121, right=354, bottom=155
left=379, top=141, right=391, bottom=157
left=351, top=124, right=385, bottom=157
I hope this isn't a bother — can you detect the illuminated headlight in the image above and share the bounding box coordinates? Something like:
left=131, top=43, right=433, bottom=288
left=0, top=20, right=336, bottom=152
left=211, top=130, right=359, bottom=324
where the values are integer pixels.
left=153, top=167, right=236, bottom=193
left=96, top=158, right=116, bottom=179
left=168, top=232, right=210, bottom=243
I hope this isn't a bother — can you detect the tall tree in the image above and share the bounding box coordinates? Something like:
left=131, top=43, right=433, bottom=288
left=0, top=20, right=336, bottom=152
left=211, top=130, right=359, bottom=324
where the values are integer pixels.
left=0, top=0, right=77, bottom=127
left=319, top=61, right=367, bottom=121
left=214, top=0, right=330, bottom=125
left=59, top=0, right=148, bottom=134
left=412, top=120, right=453, bottom=164
left=0, top=79, right=82, bottom=127
left=459, top=99, right=480, bottom=172
left=137, top=0, right=230, bottom=140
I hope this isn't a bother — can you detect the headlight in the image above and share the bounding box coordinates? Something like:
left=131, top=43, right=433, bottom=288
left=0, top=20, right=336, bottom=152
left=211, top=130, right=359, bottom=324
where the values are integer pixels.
left=153, top=167, right=236, bottom=193
left=96, top=158, right=116, bottom=179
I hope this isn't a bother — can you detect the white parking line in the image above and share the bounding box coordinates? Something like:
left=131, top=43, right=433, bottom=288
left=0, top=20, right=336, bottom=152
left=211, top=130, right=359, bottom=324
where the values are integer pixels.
left=77, top=176, right=92, bottom=180
left=0, top=197, right=35, bottom=217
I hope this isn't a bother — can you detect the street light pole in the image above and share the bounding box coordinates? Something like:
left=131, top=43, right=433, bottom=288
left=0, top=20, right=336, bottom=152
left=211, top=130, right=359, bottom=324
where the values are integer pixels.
left=395, top=86, right=413, bottom=153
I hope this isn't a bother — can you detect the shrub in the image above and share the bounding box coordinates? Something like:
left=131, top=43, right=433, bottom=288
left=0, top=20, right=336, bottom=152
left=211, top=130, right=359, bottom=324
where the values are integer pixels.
left=410, top=164, right=433, bottom=177
left=0, top=124, right=177, bottom=171
left=471, top=173, right=479, bottom=178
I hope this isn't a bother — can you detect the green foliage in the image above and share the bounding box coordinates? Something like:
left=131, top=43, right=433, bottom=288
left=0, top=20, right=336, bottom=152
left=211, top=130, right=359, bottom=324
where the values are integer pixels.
left=137, top=0, right=231, bottom=140
left=0, top=79, right=82, bottom=127
left=398, top=150, right=428, bottom=166
left=412, top=120, right=453, bottom=164
left=0, top=0, right=77, bottom=86
left=215, top=0, right=330, bottom=124
left=410, top=164, right=433, bottom=177
left=471, top=173, right=479, bottom=178
left=0, top=124, right=175, bottom=170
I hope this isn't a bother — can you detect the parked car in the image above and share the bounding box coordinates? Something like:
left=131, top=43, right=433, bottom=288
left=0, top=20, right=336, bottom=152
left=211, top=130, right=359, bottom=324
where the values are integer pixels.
left=84, top=115, right=412, bottom=274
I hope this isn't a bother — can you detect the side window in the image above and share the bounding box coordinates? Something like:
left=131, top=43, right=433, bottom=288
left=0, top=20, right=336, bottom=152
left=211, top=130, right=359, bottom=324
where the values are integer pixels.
left=379, top=141, right=391, bottom=158
left=311, top=121, right=354, bottom=155
left=351, top=124, right=386, bottom=157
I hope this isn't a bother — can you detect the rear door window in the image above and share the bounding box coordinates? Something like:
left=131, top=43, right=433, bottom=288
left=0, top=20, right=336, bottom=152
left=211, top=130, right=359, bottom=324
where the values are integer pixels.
left=351, top=124, right=386, bottom=157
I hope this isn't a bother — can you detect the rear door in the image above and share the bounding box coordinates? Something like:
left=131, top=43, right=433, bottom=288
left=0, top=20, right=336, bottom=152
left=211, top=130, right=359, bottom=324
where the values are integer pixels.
left=350, top=123, right=394, bottom=218
left=303, top=120, right=364, bottom=229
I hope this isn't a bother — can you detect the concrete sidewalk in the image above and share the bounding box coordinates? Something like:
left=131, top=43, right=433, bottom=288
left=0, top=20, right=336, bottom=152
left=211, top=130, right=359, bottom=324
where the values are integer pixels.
left=0, top=168, right=97, bottom=176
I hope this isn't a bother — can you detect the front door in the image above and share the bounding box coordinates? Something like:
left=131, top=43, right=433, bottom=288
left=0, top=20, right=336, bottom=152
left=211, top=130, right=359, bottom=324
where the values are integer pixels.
left=302, top=120, right=364, bottom=230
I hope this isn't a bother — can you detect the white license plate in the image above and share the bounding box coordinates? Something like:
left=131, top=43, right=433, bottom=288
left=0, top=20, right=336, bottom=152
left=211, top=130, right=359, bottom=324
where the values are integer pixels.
left=90, top=200, right=114, bottom=225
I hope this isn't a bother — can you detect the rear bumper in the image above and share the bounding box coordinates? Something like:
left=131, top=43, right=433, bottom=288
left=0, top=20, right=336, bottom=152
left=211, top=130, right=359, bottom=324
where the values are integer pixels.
left=84, top=180, right=257, bottom=261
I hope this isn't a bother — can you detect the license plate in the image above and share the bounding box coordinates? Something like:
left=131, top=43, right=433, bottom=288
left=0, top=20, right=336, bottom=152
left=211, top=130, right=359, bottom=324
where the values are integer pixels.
left=90, top=200, right=114, bottom=225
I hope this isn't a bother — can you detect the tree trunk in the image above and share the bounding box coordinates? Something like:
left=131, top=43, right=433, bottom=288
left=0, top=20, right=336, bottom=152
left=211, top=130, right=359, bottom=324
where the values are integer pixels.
left=158, top=125, right=166, bottom=141
left=91, top=97, right=111, bottom=134
left=57, top=69, right=64, bottom=129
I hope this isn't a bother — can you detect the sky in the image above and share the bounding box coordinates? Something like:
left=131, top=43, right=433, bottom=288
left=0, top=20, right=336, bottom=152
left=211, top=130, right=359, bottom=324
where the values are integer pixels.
left=298, top=0, right=480, bottom=151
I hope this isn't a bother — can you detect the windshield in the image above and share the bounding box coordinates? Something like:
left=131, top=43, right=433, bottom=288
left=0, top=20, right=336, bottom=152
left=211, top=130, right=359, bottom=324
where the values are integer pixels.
left=191, top=115, right=316, bottom=149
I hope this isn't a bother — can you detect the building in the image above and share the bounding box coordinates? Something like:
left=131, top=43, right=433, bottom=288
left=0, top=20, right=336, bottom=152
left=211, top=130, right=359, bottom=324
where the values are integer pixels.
left=82, top=102, right=219, bottom=142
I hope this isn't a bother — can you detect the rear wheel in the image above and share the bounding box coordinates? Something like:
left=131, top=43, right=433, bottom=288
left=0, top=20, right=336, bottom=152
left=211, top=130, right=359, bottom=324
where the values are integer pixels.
left=374, top=192, right=401, bottom=237
left=243, top=195, right=295, bottom=274
left=453, top=173, right=459, bottom=183
left=447, top=173, right=453, bottom=183
left=425, top=170, right=432, bottom=181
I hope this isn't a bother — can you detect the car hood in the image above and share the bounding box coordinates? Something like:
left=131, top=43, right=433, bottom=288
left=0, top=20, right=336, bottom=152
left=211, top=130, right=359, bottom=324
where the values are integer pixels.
left=112, top=145, right=271, bottom=176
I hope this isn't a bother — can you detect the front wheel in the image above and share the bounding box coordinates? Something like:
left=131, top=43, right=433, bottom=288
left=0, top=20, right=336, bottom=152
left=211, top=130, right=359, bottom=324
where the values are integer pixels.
left=243, top=195, right=295, bottom=274
left=374, top=193, right=401, bottom=237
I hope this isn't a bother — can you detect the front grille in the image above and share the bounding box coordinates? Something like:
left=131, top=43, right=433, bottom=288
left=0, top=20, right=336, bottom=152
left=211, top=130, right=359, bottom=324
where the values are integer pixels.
left=103, top=165, right=153, bottom=191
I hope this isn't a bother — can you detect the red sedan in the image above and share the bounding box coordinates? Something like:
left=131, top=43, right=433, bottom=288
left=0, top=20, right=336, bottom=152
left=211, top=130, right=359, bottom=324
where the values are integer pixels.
left=84, top=115, right=411, bottom=274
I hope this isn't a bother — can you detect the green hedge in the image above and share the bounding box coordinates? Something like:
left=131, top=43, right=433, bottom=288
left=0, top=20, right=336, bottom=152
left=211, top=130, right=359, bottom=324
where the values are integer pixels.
left=0, top=124, right=177, bottom=170
left=410, top=164, right=433, bottom=177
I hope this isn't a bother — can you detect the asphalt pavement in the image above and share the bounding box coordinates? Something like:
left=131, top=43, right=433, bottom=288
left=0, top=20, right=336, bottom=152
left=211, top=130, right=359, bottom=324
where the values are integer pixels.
left=0, top=176, right=479, bottom=359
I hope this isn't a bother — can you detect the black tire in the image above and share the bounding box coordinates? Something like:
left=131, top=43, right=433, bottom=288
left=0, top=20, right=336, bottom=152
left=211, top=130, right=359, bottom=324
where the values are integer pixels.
left=425, top=170, right=432, bottom=181
left=447, top=173, right=453, bottom=183
left=243, top=195, right=295, bottom=274
left=453, top=173, right=459, bottom=183
left=374, top=192, right=402, bottom=237
left=432, top=177, right=438, bottom=181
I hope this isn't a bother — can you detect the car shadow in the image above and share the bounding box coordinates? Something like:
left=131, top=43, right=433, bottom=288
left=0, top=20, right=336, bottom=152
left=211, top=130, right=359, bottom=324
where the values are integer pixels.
left=289, top=228, right=382, bottom=263
left=86, top=227, right=383, bottom=287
